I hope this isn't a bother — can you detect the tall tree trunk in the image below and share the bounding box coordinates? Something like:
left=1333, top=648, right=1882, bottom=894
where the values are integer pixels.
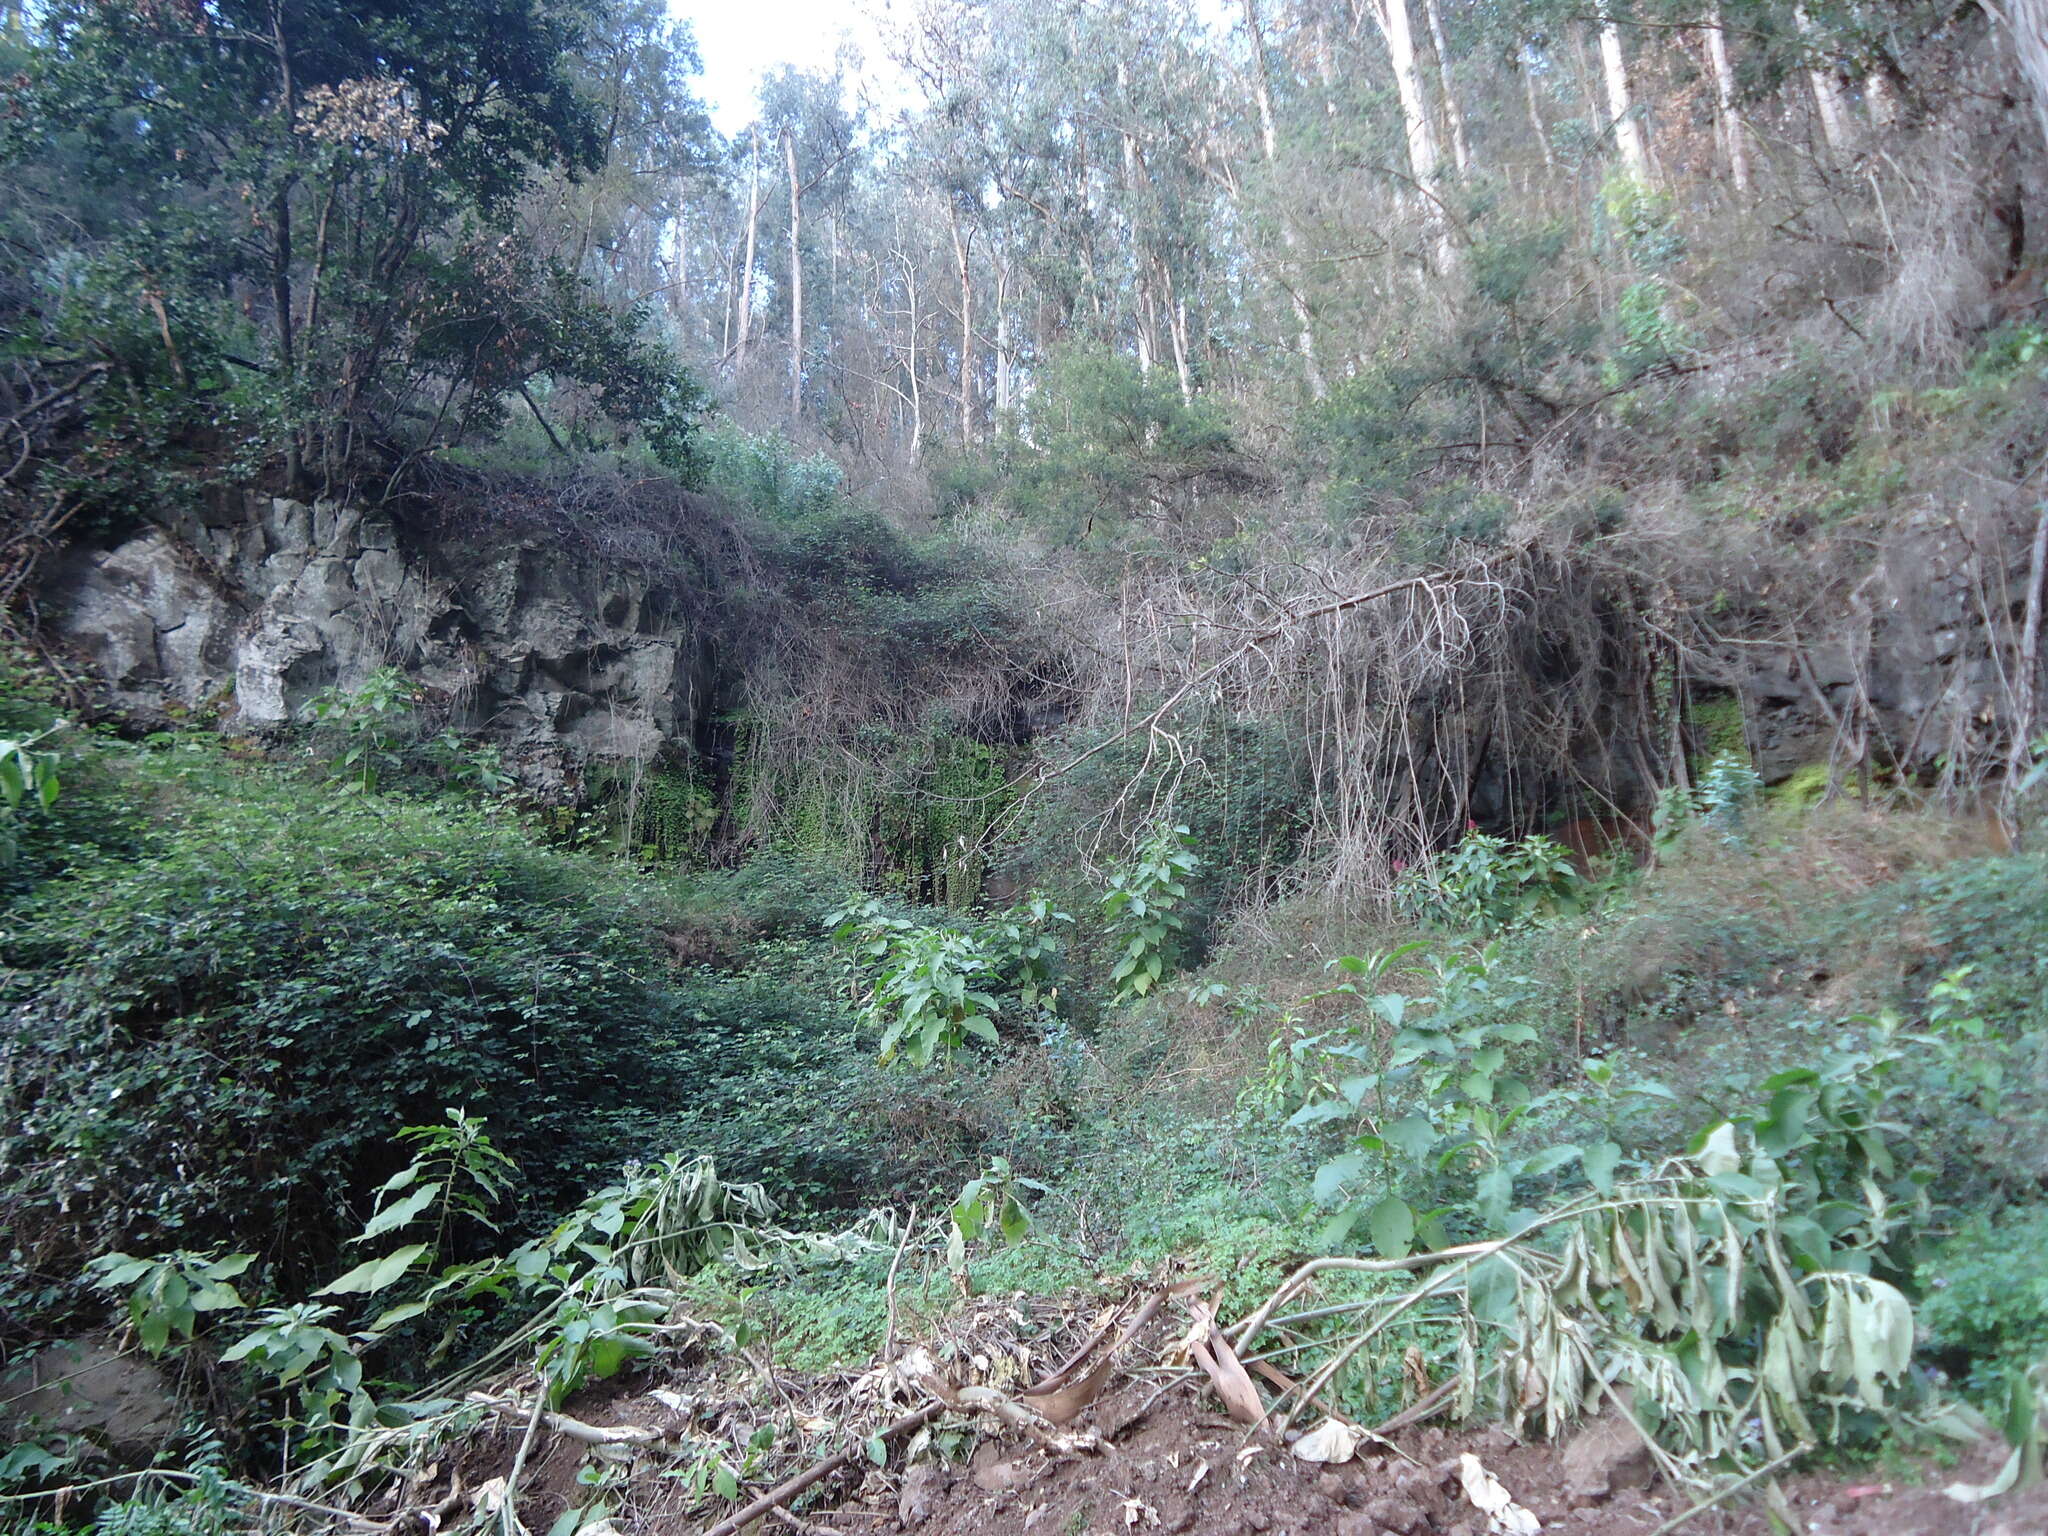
left=952, top=211, right=973, bottom=442
left=1242, top=0, right=1329, bottom=399
left=1314, top=15, right=1338, bottom=115
left=994, top=256, right=1013, bottom=420
left=269, top=4, right=303, bottom=489
left=1986, top=0, right=2048, bottom=151
left=783, top=126, right=802, bottom=420
left=898, top=246, right=923, bottom=459
left=2003, top=498, right=2048, bottom=845
left=1161, top=258, right=1194, bottom=402
left=1597, top=7, right=1651, bottom=179
left=669, top=206, right=689, bottom=328
left=1422, top=0, right=1471, bottom=175
left=1795, top=5, right=1851, bottom=155
left=1706, top=3, right=1751, bottom=191
left=721, top=242, right=736, bottom=360
left=1520, top=54, right=1556, bottom=170
left=1373, top=0, right=1442, bottom=189
left=735, top=131, right=762, bottom=372
left=1368, top=0, right=1455, bottom=268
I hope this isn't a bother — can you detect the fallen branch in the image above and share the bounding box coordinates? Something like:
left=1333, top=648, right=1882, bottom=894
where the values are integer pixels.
left=0, top=1468, right=389, bottom=1530
left=700, top=1403, right=943, bottom=1536
left=471, top=1392, right=680, bottom=1450
left=896, top=1348, right=1102, bottom=1453
left=1644, top=1443, right=1810, bottom=1536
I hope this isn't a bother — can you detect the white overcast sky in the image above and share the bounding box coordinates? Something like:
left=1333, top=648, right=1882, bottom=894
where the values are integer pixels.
left=674, top=0, right=909, bottom=135
left=672, top=0, right=1238, bottom=138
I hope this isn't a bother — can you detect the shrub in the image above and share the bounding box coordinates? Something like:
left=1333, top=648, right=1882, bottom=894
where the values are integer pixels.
left=1918, top=1206, right=2048, bottom=1403
left=0, top=745, right=699, bottom=1310
left=1397, top=827, right=1584, bottom=934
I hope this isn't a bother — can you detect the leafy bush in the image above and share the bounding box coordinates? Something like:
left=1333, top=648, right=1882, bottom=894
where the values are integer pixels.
left=1007, top=714, right=1306, bottom=946
left=0, top=746, right=700, bottom=1308
left=1397, top=826, right=1584, bottom=934
left=833, top=901, right=1007, bottom=1067
left=970, top=346, right=1235, bottom=538
left=1101, top=822, right=1201, bottom=1001
left=831, top=894, right=1070, bottom=1066
left=1918, top=1206, right=2048, bottom=1403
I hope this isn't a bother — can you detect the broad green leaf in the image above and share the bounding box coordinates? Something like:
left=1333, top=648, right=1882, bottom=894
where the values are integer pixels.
left=1583, top=1141, right=1622, bottom=1193
left=357, top=1182, right=440, bottom=1243
left=315, top=1244, right=428, bottom=1296
left=1312, top=1152, right=1367, bottom=1205
left=950, top=1197, right=985, bottom=1242
left=89, top=1256, right=154, bottom=1288
left=1467, top=1255, right=1518, bottom=1322
left=1516, top=1144, right=1581, bottom=1181
left=1368, top=1196, right=1415, bottom=1260
left=365, top=1300, right=434, bottom=1335
left=1385, top=1114, right=1436, bottom=1164
left=997, top=1194, right=1031, bottom=1246
left=1476, top=1165, right=1513, bottom=1229
left=1316, top=1205, right=1363, bottom=1250
left=1287, top=1099, right=1354, bottom=1128
left=1706, top=1171, right=1767, bottom=1202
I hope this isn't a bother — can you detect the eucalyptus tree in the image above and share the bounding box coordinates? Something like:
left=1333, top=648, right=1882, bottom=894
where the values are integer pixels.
left=1, top=0, right=709, bottom=499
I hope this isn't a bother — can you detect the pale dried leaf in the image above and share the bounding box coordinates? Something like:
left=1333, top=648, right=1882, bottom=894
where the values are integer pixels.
left=1459, top=1453, right=1542, bottom=1535
left=1289, top=1417, right=1362, bottom=1464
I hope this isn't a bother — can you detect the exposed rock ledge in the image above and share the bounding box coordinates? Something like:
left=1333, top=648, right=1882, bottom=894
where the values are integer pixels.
left=44, top=494, right=716, bottom=788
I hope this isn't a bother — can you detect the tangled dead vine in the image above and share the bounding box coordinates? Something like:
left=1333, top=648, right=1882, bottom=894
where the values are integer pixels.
left=1029, top=535, right=1678, bottom=895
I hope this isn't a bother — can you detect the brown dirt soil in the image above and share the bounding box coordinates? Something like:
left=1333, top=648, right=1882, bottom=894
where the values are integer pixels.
left=431, top=1365, right=2048, bottom=1536
left=824, top=1376, right=2048, bottom=1536
left=419, top=1277, right=2048, bottom=1536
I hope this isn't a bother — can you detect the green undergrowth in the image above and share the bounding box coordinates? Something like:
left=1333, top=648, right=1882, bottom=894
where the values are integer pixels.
left=0, top=727, right=911, bottom=1334
left=673, top=1111, right=1322, bottom=1377
left=9, top=668, right=2048, bottom=1519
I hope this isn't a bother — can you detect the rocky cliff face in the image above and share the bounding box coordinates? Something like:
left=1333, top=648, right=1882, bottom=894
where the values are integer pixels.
left=1732, top=506, right=2040, bottom=791
left=38, top=489, right=2038, bottom=815
left=45, top=493, right=717, bottom=788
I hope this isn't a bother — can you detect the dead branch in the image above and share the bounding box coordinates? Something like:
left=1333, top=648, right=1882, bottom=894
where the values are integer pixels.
left=700, top=1403, right=944, bottom=1536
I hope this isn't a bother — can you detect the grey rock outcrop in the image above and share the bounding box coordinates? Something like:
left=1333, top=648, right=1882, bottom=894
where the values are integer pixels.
left=44, top=494, right=716, bottom=788
left=1734, top=506, right=2038, bottom=788
left=1, top=1337, right=180, bottom=1464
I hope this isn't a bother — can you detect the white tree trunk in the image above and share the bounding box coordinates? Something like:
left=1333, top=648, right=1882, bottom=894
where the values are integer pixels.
left=1706, top=3, right=1751, bottom=191
left=735, top=130, right=762, bottom=371
left=1597, top=9, right=1650, bottom=179
left=1242, top=0, right=1329, bottom=398
left=1369, top=0, right=1456, bottom=270
left=1795, top=5, right=1851, bottom=155
left=1160, top=258, right=1194, bottom=402
left=994, top=258, right=1013, bottom=419
left=1374, top=0, right=1443, bottom=190
left=783, top=126, right=802, bottom=419
left=1986, top=0, right=2048, bottom=152
left=898, top=247, right=922, bottom=459
left=1422, top=0, right=1471, bottom=175
left=1521, top=56, right=1556, bottom=170
left=952, top=212, right=973, bottom=442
